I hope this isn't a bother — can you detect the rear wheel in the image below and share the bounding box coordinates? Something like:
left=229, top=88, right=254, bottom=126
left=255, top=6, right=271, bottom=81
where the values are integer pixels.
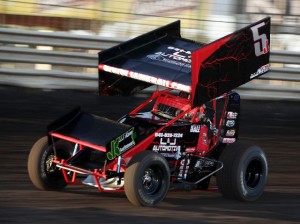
left=216, top=142, right=268, bottom=201
left=28, top=136, right=73, bottom=190
left=124, top=151, right=170, bottom=207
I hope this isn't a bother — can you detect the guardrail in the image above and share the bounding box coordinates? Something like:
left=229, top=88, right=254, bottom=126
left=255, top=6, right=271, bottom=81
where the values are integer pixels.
left=0, top=27, right=299, bottom=100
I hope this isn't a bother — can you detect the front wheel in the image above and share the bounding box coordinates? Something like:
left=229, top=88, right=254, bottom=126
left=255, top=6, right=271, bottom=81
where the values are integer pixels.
left=216, top=142, right=268, bottom=201
left=28, top=136, right=73, bottom=190
left=124, top=151, right=170, bottom=207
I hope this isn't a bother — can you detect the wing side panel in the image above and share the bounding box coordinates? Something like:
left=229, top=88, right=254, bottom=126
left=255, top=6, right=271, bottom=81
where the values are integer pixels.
left=192, top=17, right=271, bottom=106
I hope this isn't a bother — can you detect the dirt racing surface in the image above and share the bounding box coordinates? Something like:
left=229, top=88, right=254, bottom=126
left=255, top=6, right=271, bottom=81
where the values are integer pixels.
left=0, top=86, right=299, bottom=224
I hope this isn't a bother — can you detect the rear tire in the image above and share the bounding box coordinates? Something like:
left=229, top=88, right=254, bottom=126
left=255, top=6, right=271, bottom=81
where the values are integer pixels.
left=124, top=151, right=170, bottom=207
left=28, top=136, right=73, bottom=190
left=216, top=142, right=268, bottom=201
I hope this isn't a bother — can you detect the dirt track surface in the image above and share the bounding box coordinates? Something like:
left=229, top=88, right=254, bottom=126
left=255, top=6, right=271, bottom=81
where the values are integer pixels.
left=0, top=86, right=299, bottom=224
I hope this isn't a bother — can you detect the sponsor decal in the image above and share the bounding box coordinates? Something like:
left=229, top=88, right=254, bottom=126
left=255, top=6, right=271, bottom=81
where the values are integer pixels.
left=202, top=159, right=215, bottom=167
left=153, top=145, right=181, bottom=152
left=147, top=46, right=192, bottom=68
left=107, top=128, right=136, bottom=160
left=160, top=153, right=179, bottom=158
left=226, top=129, right=236, bottom=137
left=179, top=165, right=190, bottom=170
left=179, top=158, right=190, bottom=166
left=226, top=120, right=235, bottom=127
left=155, top=132, right=183, bottom=138
left=185, top=147, right=196, bottom=153
left=194, top=158, right=215, bottom=169
left=159, top=138, right=176, bottom=145
left=153, top=133, right=183, bottom=154
left=250, top=64, right=270, bottom=79
left=178, top=158, right=190, bottom=179
left=153, top=138, right=181, bottom=152
left=227, top=111, right=238, bottom=119
left=190, top=124, right=201, bottom=133
left=222, top=138, right=236, bottom=144
left=99, top=64, right=191, bottom=93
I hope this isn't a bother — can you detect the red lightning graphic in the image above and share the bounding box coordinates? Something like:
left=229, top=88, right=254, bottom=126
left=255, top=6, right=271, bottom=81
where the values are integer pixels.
left=191, top=19, right=270, bottom=107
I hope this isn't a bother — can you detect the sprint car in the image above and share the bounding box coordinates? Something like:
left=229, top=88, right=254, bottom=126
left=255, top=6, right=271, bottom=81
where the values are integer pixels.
left=28, top=17, right=270, bottom=206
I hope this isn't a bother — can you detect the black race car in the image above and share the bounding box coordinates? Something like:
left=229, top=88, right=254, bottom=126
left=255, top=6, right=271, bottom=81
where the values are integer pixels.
left=28, top=17, right=271, bottom=206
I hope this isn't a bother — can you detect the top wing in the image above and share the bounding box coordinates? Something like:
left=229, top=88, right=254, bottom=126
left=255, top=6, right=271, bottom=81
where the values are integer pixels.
left=98, top=17, right=270, bottom=105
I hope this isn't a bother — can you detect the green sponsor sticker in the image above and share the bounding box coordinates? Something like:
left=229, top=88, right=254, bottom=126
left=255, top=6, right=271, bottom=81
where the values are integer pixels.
left=107, top=128, right=136, bottom=160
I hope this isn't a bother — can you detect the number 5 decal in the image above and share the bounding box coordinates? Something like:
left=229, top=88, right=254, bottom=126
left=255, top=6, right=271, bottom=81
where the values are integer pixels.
left=251, top=22, right=269, bottom=57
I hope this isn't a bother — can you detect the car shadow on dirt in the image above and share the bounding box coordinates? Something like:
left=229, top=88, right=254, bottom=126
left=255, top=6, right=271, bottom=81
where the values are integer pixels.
left=162, top=190, right=300, bottom=222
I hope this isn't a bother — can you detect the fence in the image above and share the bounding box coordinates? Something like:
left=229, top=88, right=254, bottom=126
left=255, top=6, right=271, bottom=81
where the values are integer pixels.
left=0, top=27, right=299, bottom=100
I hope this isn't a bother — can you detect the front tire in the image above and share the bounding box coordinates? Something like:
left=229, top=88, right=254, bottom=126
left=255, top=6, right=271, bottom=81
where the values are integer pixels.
left=28, top=136, right=73, bottom=190
left=124, top=151, right=170, bottom=207
left=216, top=142, right=268, bottom=201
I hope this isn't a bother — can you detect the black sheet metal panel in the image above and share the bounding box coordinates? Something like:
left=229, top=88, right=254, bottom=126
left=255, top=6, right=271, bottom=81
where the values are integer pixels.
left=48, top=107, right=132, bottom=147
left=191, top=17, right=271, bottom=106
left=98, top=20, right=204, bottom=95
left=98, top=17, right=270, bottom=105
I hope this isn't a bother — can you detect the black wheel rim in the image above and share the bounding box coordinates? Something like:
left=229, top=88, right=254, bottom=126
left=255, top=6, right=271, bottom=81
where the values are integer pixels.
left=245, top=159, right=263, bottom=189
left=42, top=145, right=69, bottom=181
left=141, top=166, right=163, bottom=195
left=45, top=153, right=57, bottom=174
